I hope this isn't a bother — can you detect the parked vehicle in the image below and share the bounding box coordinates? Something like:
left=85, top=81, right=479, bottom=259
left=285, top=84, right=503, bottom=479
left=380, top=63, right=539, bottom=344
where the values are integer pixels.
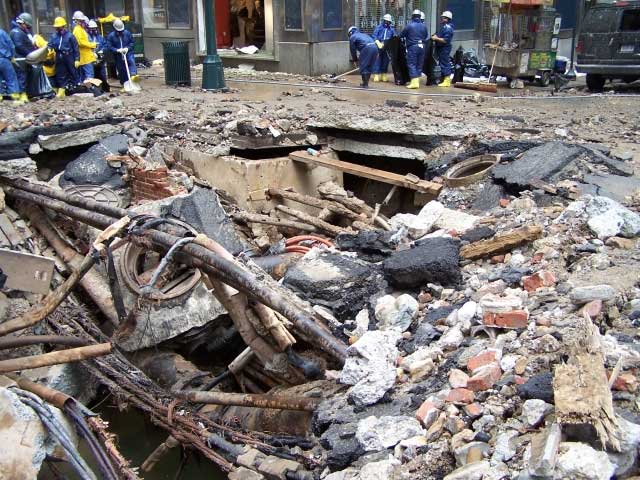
left=577, top=2, right=640, bottom=91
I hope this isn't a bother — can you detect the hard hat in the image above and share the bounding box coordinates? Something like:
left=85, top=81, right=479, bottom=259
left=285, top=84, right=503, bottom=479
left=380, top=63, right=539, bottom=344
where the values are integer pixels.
left=88, top=20, right=98, bottom=28
left=17, top=13, right=33, bottom=27
left=72, top=10, right=85, bottom=21
left=412, top=9, right=421, bottom=16
left=441, top=11, right=453, bottom=20
left=420, top=11, right=426, bottom=20
left=383, top=14, right=393, bottom=23
left=113, top=19, right=125, bottom=31
left=53, top=17, right=67, bottom=28
left=83, top=15, right=90, bottom=23
left=348, top=26, right=357, bottom=36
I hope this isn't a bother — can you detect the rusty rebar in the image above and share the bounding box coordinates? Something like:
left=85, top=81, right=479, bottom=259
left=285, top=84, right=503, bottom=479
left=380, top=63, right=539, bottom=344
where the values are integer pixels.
left=177, top=390, right=321, bottom=412
left=0, top=343, right=112, bottom=373
left=0, top=335, right=91, bottom=350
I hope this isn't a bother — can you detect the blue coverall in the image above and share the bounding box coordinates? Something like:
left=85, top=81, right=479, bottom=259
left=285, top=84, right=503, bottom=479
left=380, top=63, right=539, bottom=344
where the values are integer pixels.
left=435, top=22, right=454, bottom=76
left=0, top=29, right=20, bottom=95
left=349, top=29, right=378, bottom=76
left=9, top=21, right=34, bottom=92
left=106, top=30, right=136, bottom=84
left=372, top=22, right=396, bottom=75
left=48, top=29, right=80, bottom=89
left=400, top=20, right=429, bottom=80
left=89, top=32, right=109, bottom=88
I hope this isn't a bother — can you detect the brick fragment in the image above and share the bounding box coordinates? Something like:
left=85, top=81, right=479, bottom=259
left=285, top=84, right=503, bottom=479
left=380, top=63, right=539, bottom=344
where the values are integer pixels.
left=467, top=350, right=498, bottom=373
left=483, top=310, right=529, bottom=329
left=447, top=388, right=475, bottom=405
left=522, top=271, right=556, bottom=292
left=464, top=402, right=483, bottom=418
left=416, top=400, right=440, bottom=428
left=466, top=363, right=502, bottom=392
left=612, top=372, right=638, bottom=393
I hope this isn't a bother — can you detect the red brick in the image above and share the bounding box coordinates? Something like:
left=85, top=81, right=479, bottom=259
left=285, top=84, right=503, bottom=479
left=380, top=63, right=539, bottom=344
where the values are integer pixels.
left=416, top=400, right=440, bottom=427
left=490, top=255, right=505, bottom=264
left=464, top=402, right=483, bottom=418
left=582, top=300, right=603, bottom=318
left=467, top=350, right=498, bottom=373
left=499, top=198, right=510, bottom=208
left=612, top=372, right=638, bottom=393
left=483, top=310, right=529, bottom=329
left=522, top=271, right=556, bottom=292
left=514, top=375, right=526, bottom=385
left=466, top=363, right=502, bottom=392
left=447, top=388, right=475, bottom=405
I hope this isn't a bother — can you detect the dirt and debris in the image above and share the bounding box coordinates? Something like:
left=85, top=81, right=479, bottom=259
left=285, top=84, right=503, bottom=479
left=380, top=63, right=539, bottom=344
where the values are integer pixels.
left=0, top=74, right=638, bottom=480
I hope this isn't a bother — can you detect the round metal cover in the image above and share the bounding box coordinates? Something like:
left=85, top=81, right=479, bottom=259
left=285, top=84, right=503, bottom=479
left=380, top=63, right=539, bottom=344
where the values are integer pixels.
left=64, top=185, right=123, bottom=209
left=120, top=219, right=202, bottom=301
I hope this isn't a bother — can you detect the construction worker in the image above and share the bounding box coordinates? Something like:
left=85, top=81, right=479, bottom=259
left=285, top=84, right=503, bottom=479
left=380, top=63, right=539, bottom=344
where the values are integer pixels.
left=348, top=26, right=378, bottom=89
left=372, top=14, right=396, bottom=83
left=0, top=28, right=23, bottom=103
left=9, top=13, right=35, bottom=102
left=107, top=19, right=138, bottom=87
left=88, top=20, right=109, bottom=92
left=33, top=33, right=56, bottom=89
left=48, top=17, right=80, bottom=97
left=432, top=11, right=455, bottom=87
left=72, top=11, right=96, bottom=81
left=400, top=10, right=428, bottom=89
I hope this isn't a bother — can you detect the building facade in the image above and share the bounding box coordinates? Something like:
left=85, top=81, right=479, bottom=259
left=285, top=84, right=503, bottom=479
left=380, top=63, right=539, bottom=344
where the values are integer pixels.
left=0, top=0, right=584, bottom=75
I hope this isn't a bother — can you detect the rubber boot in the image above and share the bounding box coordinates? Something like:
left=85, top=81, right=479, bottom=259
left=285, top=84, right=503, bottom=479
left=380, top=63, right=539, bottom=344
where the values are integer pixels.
left=372, top=74, right=380, bottom=82
left=360, top=74, right=370, bottom=88
left=406, top=78, right=419, bottom=89
left=131, top=74, right=140, bottom=82
left=438, top=76, right=452, bottom=87
left=381, top=73, right=388, bottom=82
left=10, top=93, right=25, bottom=104
left=56, top=88, right=65, bottom=98
left=19, top=92, right=28, bottom=103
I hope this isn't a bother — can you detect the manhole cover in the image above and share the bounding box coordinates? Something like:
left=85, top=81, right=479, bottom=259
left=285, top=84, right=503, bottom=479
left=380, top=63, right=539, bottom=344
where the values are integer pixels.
left=64, top=185, right=122, bottom=208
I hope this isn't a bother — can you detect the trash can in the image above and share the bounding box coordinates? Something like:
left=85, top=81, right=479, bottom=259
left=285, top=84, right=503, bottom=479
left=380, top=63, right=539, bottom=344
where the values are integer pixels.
left=162, top=41, right=191, bottom=86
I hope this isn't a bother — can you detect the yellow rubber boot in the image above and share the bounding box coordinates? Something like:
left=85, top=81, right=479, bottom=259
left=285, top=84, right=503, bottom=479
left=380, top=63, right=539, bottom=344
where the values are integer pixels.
left=131, top=74, right=140, bottom=82
left=406, top=78, right=419, bottom=89
left=19, top=92, right=28, bottom=103
left=438, top=76, right=452, bottom=87
left=56, top=88, right=66, bottom=98
left=381, top=73, right=388, bottom=82
left=372, top=74, right=380, bottom=82
left=10, top=93, right=24, bottom=104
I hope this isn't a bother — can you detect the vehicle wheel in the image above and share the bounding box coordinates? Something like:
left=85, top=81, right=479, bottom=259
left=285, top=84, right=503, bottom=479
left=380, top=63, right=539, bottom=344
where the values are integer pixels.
left=538, top=71, right=551, bottom=87
left=586, top=73, right=606, bottom=92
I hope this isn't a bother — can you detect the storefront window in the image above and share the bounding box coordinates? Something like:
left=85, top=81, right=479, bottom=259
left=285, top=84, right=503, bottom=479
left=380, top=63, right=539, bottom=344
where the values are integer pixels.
left=445, top=0, right=475, bottom=31
left=285, top=0, right=303, bottom=30
left=142, top=0, right=165, bottom=28
left=168, top=0, right=190, bottom=28
left=323, top=0, right=341, bottom=29
left=35, top=0, right=65, bottom=25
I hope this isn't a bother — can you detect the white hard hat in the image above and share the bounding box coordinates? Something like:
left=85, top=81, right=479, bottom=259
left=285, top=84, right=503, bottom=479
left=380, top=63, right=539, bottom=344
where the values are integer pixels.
left=88, top=20, right=98, bottom=28
left=113, top=19, right=125, bottom=31
left=420, top=11, right=426, bottom=20
left=348, top=26, right=357, bottom=36
left=383, top=14, right=393, bottom=23
left=412, top=9, right=421, bottom=16
left=442, top=11, right=453, bottom=20
left=72, top=10, right=85, bottom=21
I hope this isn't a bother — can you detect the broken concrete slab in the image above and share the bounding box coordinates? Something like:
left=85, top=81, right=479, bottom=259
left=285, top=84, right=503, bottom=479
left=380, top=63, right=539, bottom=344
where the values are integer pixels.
left=582, top=145, right=634, bottom=177
left=492, top=142, right=583, bottom=190
left=554, top=442, right=615, bottom=480
left=330, top=138, right=428, bottom=161
left=580, top=173, right=640, bottom=204
left=38, top=123, right=122, bottom=150
left=355, top=415, right=425, bottom=452
left=383, top=237, right=461, bottom=289
left=60, top=134, right=129, bottom=189
left=0, top=158, right=37, bottom=178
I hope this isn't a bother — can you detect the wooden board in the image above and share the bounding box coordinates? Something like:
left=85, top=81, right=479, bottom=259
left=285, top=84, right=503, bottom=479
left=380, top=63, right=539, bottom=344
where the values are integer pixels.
left=0, top=214, right=22, bottom=247
left=0, top=249, right=55, bottom=294
left=289, top=151, right=442, bottom=195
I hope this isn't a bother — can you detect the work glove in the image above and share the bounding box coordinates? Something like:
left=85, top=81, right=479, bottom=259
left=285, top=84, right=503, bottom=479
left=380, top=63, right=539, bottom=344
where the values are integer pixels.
left=10, top=57, right=17, bottom=65
left=74, top=60, right=80, bottom=68
left=121, top=47, right=128, bottom=55
left=375, top=40, right=384, bottom=50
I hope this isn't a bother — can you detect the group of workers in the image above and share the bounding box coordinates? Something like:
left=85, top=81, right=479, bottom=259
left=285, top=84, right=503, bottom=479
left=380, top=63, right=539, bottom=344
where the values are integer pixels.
left=349, top=10, right=454, bottom=89
left=0, top=10, right=138, bottom=103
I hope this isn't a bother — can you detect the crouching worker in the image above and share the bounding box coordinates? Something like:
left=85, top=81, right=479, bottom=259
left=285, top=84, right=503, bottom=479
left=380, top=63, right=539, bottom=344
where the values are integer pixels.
left=348, top=26, right=378, bottom=89
left=48, top=17, right=80, bottom=97
left=107, top=19, right=138, bottom=88
left=0, top=28, right=23, bottom=103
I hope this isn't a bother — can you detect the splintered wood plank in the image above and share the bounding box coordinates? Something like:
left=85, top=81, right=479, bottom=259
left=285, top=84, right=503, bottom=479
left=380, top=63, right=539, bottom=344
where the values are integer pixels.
left=460, top=225, right=543, bottom=260
left=289, top=151, right=442, bottom=195
left=0, top=214, right=22, bottom=246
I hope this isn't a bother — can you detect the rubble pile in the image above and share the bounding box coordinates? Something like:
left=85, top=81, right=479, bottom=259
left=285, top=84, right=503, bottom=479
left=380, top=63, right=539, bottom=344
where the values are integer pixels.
left=0, top=79, right=638, bottom=480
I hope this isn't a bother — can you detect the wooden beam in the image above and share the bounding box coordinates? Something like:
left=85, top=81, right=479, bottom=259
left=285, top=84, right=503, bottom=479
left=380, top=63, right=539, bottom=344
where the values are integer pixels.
left=460, top=225, right=543, bottom=260
left=289, top=151, right=442, bottom=195
left=453, top=82, right=498, bottom=93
